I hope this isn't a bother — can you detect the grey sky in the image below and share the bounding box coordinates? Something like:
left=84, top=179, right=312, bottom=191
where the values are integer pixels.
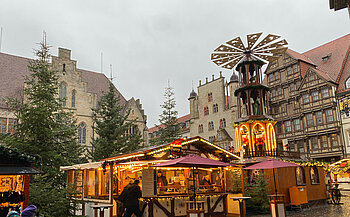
left=1, top=0, right=349, bottom=127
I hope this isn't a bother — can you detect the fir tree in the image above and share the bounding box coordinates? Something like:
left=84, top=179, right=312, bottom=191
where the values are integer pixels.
left=152, top=85, right=181, bottom=145
left=90, top=83, right=142, bottom=161
left=1, top=40, right=85, bottom=216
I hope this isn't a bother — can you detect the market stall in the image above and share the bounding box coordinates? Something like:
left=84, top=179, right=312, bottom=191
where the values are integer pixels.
left=0, top=146, right=40, bottom=215
left=61, top=137, right=244, bottom=217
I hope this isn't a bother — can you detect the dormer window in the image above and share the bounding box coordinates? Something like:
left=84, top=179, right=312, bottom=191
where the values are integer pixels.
left=322, top=54, right=331, bottom=62
left=62, top=64, right=66, bottom=72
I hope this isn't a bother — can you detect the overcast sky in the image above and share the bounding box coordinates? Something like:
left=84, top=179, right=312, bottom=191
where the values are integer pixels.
left=1, top=0, right=349, bottom=127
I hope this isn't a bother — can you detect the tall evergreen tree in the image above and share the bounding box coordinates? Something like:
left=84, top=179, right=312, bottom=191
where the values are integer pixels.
left=1, top=40, right=85, bottom=216
left=151, top=85, right=181, bottom=145
left=90, top=83, right=142, bottom=161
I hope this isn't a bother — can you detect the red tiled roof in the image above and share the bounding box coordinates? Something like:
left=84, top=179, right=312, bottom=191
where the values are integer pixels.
left=303, top=34, right=350, bottom=82
left=0, top=52, right=126, bottom=108
left=148, top=114, right=190, bottom=133
left=312, top=68, right=336, bottom=82
left=79, top=69, right=126, bottom=104
left=287, top=49, right=315, bottom=66
left=0, top=52, right=30, bottom=107
left=335, top=46, right=350, bottom=94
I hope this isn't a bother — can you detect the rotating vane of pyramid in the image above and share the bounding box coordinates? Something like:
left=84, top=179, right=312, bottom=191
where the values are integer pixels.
left=211, top=33, right=288, bottom=70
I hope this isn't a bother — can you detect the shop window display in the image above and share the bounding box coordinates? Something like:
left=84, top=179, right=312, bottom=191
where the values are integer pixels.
left=295, top=167, right=306, bottom=186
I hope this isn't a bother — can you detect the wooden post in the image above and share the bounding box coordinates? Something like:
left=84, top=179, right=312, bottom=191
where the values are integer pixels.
left=109, top=164, right=114, bottom=217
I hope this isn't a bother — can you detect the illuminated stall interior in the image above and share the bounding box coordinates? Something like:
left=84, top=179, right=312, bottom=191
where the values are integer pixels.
left=0, top=146, right=40, bottom=215
left=62, top=137, right=242, bottom=217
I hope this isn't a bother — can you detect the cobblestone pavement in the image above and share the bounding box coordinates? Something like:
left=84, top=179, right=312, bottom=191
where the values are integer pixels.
left=248, top=192, right=350, bottom=217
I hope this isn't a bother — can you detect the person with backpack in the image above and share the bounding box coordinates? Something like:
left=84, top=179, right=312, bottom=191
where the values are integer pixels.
left=124, top=180, right=142, bottom=217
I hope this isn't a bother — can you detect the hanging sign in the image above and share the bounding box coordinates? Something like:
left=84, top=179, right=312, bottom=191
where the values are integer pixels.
left=170, top=138, right=184, bottom=158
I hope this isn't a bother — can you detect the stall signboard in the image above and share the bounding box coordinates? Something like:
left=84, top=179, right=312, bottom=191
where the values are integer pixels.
left=142, top=168, right=157, bottom=197
left=170, top=139, right=183, bottom=158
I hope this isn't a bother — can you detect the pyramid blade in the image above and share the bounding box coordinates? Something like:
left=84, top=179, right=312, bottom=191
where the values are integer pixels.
left=226, top=37, right=245, bottom=51
left=247, top=33, right=263, bottom=49
left=214, top=44, right=243, bottom=53
left=253, top=34, right=281, bottom=50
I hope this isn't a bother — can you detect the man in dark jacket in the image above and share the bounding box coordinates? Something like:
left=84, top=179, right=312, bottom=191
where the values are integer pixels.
left=124, top=180, right=142, bottom=217
left=116, top=180, right=133, bottom=217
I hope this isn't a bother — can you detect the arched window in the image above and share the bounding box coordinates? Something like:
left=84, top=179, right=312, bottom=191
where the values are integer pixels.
left=310, top=166, right=320, bottom=184
left=71, top=90, right=76, bottom=108
left=198, top=124, right=203, bottom=133
left=220, top=118, right=226, bottom=128
left=208, top=93, right=213, bottom=102
left=204, top=107, right=209, bottom=115
left=59, top=82, right=67, bottom=106
left=208, top=121, right=214, bottom=131
left=78, top=122, right=86, bottom=144
left=295, top=167, right=306, bottom=186
left=213, top=104, right=218, bottom=113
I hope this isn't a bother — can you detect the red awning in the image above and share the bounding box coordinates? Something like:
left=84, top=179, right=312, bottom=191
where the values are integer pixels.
left=244, top=158, right=299, bottom=170
left=153, top=154, right=230, bottom=168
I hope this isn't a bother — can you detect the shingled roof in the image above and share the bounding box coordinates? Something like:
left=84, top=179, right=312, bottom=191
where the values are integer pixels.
left=303, top=34, right=350, bottom=83
left=0, top=51, right=126, bottom=108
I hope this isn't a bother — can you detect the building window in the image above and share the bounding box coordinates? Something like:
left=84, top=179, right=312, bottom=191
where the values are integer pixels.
left=298, top=141, right=305, bottom=153
left=293, top=65, right=298, bottom=73
left=208, top=93, right=213, bottom=102
left=321, top=135, right=328, bottom=148
left=78, top=122, right=87, bottom=144
left=62, top=63, right=66, bottom=72
left=296, top=167, right=306, bottom=186
left=331, top=134, right=338, bottom=147
left=204, top=107, right=209, bottom=115
left=309, top=74, right=315, bottom=81
left=218, top=132, right=223, bottom=141
left=316, top=111, right=323, bottom=124
left=312, top=91, right=319, bottom=101
left=321, top=88, right=329, bottom=98
left=0, top=118, right=7, bottom=134
left=213, top=104, right=218, bottom=113
left=290, top=83, right=295, bottom=91
left=311, top=137, right=318, bottom=149
left=277, top=87, right=282, bottom=96
left=285, top=121, right=291, bottom=132
left=209, top=136, right=215, bottom=142
left=272, top=89, right=276, bottom=97
left=59, top=82, right=67, bottom=106
left=306, top=113, right=313, bottom=126
left=310, top=166, right=320, bottom=185
left=303, top=93, right=310, bottom=103
left=208, top=121, right=214, bottom=131
left=293, top=119, right=301, bottom=131
left=7, top=118, right=17, bottom=134
left=220, top=118, right=226, bottom=128
left=326, top=109, right=333, bottom=123
left=287, top=67, right=292, bottom=75
left=71, top=90, right=76, bottom=108
left=198, top=124, right=203, bottom=133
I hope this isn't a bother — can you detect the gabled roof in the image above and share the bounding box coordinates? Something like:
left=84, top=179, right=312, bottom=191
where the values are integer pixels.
left=148, top=114, right=190, bottom=133
left=298, top=67, right=337, bottom=91
left=0, top=51, right=126, bottom=108
left=303, top=34, right=350, bottom=82
left=287, top=49, right=315, bottom=66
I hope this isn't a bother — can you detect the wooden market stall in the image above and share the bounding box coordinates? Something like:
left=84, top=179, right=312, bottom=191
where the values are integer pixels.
left=0, top=146, right=40, bottom=215
left=61, top=137, right=245, bottom=217
left=243, top=160, right=328, bottom=207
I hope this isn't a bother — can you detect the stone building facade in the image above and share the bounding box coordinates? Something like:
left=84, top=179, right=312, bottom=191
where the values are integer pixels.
left=0, top=48, right=148, bottom=151
left=266, top=34, right=350, bottom=162
left=188, top=72, right=239, bottom=150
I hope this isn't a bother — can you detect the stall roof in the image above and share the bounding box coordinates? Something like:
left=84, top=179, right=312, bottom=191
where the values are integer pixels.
left=102, top=136, right=240, bottom=162
left=60, top=161, right=102, bottom=171
left=0, top=166, right=41, bottom=175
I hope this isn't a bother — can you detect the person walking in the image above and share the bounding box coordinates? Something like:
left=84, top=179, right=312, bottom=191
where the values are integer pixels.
left=116, top=180, right=134, bottom=217
left=124, top=180, right=142, bottom=217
